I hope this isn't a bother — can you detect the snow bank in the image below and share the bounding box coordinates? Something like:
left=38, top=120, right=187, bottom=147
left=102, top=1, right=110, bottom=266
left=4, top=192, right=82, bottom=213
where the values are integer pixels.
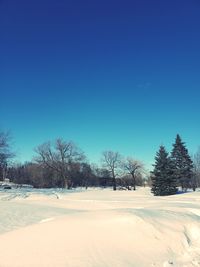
left=0, top=187, right=200, bottom=266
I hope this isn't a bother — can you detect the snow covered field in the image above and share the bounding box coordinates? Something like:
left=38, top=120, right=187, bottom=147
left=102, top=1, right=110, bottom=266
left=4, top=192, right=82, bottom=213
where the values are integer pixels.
left=0, top=187, right=200, bottom=267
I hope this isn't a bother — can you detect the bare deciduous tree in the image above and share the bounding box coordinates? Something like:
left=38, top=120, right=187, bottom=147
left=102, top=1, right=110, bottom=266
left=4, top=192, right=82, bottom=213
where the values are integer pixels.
left=122, top=157, right=144, bottom=190
left=102, top=151, right=122, bottom=190
left=192, top=147, right=200, bottom=189
left=35, top=138, right=85, bottom=188
left=0, top=131, right=14, bottom=180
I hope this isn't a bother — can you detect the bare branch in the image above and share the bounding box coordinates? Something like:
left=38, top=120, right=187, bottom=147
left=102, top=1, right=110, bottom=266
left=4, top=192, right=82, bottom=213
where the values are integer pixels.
left=34, top=138, right=85, bottom=188
left=122, top=157, right=144, bottom=190
left=102, top=151, right=122, bottom=190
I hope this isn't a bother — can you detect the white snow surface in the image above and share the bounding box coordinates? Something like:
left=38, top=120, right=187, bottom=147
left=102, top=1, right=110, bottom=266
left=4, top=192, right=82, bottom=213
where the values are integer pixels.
left=1, top=187, right=200, bottom=267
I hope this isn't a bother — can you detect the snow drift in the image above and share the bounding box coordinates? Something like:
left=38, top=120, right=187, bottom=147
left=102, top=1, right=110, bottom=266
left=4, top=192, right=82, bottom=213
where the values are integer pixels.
left=0, top=187, right=200, bottom=267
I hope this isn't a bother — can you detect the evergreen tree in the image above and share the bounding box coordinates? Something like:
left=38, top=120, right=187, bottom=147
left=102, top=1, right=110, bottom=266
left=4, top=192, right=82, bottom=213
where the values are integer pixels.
left=151, top=146, right=177, bottom=196
left=170, top=134, right=194, bottom=191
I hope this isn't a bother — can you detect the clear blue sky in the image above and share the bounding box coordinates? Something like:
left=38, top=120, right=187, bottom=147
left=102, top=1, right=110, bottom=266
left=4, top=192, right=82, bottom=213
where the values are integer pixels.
left=1, top=0, right=200, bottom=169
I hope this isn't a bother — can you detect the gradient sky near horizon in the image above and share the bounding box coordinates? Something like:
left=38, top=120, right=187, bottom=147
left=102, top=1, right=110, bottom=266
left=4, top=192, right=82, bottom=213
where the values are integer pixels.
left=1, top=0, right=200, bottom=169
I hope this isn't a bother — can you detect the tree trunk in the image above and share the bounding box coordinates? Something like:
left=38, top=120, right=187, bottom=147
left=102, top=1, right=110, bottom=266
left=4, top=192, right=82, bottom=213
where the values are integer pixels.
left=67, top=179, right=72, bottom=189
left=132, top=173, right=136, bottom=190
left=113, top=177, right=116, bottom=191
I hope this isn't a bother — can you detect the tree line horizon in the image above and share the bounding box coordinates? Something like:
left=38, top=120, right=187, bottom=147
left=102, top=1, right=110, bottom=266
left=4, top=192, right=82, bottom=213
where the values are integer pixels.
left=0, top=130, right=200, bottom=195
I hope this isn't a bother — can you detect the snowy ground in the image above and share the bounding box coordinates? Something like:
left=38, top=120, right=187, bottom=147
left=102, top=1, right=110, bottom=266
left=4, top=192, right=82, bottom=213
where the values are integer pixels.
left=1, top=187, right=200, bottom=267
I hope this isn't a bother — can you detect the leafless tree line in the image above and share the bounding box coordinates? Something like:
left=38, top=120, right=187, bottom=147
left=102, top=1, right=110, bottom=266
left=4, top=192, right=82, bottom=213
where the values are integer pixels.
left=0, top=130, right=147, bottom=190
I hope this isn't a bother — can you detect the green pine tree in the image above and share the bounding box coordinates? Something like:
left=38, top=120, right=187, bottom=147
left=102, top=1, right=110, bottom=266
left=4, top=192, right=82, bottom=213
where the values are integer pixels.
left=170, top=134, right=194, bottom=191
left=151, top=146, right=177, bottom=196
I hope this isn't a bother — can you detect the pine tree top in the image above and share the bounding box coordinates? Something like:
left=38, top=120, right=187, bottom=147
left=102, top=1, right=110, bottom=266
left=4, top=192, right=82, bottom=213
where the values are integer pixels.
left=172, top=135, right=187, bottom=156
left=152, top=145, right=170, bottom=174
left=171, top=134, right=193, bottom=166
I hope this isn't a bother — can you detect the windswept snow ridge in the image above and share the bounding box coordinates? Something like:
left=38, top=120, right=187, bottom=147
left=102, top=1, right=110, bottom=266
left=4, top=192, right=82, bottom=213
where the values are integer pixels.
left=0, top=187, right=200, bottom=267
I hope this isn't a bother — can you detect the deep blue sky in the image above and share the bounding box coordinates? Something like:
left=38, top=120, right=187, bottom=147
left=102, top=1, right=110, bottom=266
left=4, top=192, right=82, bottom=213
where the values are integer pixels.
left=1, top=0, right=200, bottom=169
